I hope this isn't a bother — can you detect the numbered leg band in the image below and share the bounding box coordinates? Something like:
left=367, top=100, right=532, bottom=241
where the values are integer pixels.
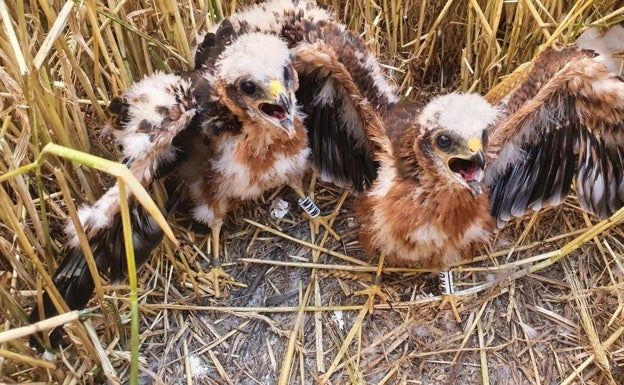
left=298, top=196, right=320, bottom=218
left=439, top=270, right=455, bottom=295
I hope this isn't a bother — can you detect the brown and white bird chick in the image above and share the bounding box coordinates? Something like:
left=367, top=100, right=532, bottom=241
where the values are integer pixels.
left=356, top=46, right=624, bottom=318
left=28, top=0, right=399, bottom=349
left=29, top=30, right=309, bottom=348
left=179, top=31, right=310, bottom=295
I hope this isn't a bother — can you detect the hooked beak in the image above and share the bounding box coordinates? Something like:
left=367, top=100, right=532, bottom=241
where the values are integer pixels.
left=446, top=138, right=486, bottom=197
left=257, top=79, right=297, bottom=137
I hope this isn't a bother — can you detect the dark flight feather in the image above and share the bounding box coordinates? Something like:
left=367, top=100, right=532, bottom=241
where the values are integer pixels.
left=193, top=8, right=398, bottom=193
left=487, top=48, right=624, bottom=226
left=29, top=202, right=167, bottom=350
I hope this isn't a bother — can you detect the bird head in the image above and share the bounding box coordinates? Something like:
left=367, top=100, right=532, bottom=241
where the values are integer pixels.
left=215, top=32, right=299, bottom=137
left=417, top=93, right=499, bottom=197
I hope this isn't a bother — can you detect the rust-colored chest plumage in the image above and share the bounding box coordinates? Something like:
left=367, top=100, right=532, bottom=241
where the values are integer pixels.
left=178, top=119, right=309, bottom=227
left=356, top=161, right=493, bottom=269
left=215, top=124, right=309, bottom=197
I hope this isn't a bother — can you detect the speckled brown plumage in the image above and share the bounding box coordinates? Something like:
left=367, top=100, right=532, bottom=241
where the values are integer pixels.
left=194, top=0, right=398, bottom=192
left=357, top=42, right=624, bottom=275
left=29, top=27, right=309, bottom=349
left=487, top=47, right=624, bottom=223
left=356, top=100, right=493, bottom=269
left=29, top=0, right=399, bottom=349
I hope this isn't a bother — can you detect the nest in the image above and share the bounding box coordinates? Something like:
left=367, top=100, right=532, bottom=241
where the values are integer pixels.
left=0, top=1, right=623, bottom=384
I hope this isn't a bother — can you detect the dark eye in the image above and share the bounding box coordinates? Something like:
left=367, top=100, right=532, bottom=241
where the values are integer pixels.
left=240, top=81, right=256, bottom=95
left=436, top=134, right=452, bottom=150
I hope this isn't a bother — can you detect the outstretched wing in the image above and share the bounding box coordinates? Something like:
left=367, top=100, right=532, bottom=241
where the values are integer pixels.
left=28, top=203, right=164, bottom=349
left=485, top=47, right=624, bottom=227
left=30, top=72, right=198, bottom=348
left=194, top=0, right=333, bottom=70
left=66, top=72, right=197, bottom=246
left=292, top=19, right=398, bottom=193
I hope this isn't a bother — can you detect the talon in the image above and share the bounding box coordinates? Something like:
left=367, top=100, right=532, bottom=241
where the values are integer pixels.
left=353, top=253, right=388, bottom=314
left=439, top=294, right=462, bottom=323
left=197, top=225, right=246, bottom=298
left=196, top=267, right=238, bottom=298
left=353, top=284, right=387, bottom=314
left=308, top=213, right=341, bottom=240
left=295, top=191, right=340, bottom=240
left=439, top=270, right=461, bottom=323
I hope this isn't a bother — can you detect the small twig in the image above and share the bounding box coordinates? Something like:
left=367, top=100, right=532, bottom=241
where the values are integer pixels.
left=477, top=316, right=490, bottom=385
left=0, top=0, right=28, bottom=74
left=0, top=348, right=56, bottom=370
left=320, top=297, right=372, bottom=383
left=0, top=310, right=86, bottom=344
left=244, top=219, right=367, bottom=266
left=85, top=320, right=120, bottom=385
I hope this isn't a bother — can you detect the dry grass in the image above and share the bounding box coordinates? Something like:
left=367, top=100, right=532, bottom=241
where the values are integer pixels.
left=1, top=0, right=624, bottom=384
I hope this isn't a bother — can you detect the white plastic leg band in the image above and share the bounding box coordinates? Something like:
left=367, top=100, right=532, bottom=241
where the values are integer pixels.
left=298, top=196, right=320, bottom=218
left=439, top=270, right=455, bottom=295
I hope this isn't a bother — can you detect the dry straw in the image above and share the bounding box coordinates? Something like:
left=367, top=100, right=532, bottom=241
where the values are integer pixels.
left=1, top=0, right=623, bottom=384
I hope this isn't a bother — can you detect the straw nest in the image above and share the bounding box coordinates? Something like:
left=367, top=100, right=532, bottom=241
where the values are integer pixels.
left=1, top=1, right=623, bottom=384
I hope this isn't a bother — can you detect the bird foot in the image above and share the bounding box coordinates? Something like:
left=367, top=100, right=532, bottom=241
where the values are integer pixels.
left=298, top=196, right=340, bottom=240
left=439, top=293, right=462, bottom=323
left=308, top=213, right=341, bottom=240
left=196, top=267, right=239, bottom=298
left=353, top=284, right=388, bottom=314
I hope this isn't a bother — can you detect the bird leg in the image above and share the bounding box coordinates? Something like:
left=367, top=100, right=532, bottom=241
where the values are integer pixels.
left=353, top=253, right=388, bottom=314
left=196, top=224, right=235, bottom=298
left=292, top=186, right=340, bottom=240
left=438, top=269, right=462, bottom=323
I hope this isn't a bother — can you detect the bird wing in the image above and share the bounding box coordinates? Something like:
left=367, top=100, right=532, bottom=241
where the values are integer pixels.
left=485, top=47, right=624, bottom=227
left=194, top=19, right=241, bottom=70
left=68, top=72, right=197, bottom=245
left=28, top=203, right=164, bottom=349
left=194, top=2, right=398, bottom=193
left=292, top=19, right=397, bottom=193
left=194, top=0, right=334, bottom=70
left=29, top=72, right=199, bottom=349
